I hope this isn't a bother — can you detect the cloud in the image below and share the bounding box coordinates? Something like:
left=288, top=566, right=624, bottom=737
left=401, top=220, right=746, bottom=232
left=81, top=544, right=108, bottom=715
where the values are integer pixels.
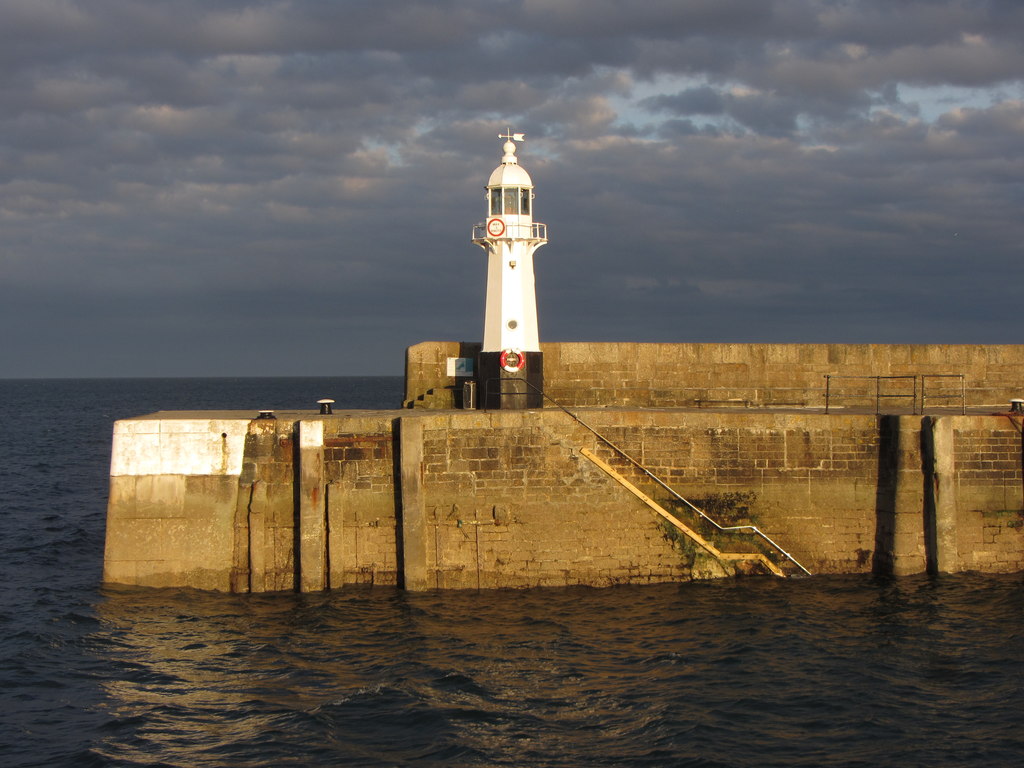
left=0, top=0, right=1022, bottom=377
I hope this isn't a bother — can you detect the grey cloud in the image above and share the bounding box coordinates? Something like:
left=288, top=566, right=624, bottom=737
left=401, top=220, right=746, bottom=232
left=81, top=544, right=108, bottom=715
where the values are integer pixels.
left=643, top=87, right=802, bottom=136
left=521, top=0, right=782, bottom=39
left=644, top=86, right=724, bottom=115
left=0, top=0, right=1022, bottom=377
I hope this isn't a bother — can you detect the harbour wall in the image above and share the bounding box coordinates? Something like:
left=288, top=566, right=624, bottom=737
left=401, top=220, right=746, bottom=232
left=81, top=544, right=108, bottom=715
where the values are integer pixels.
left=104, top=409, right=1024, bottom=592
left=405, top=342, right=1024, bottom=409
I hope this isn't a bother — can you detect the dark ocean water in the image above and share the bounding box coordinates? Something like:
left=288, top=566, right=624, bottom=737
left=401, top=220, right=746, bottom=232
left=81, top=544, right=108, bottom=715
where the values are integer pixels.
left=1, top=378, right=1022, bottom=767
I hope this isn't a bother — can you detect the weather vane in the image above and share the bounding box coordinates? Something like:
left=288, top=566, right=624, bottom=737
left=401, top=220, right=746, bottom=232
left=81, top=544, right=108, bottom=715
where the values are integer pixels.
left=499, top=128, right=525, bottom=142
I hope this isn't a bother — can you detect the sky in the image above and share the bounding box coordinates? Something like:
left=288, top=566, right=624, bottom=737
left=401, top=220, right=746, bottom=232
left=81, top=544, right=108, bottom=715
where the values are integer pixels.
left=1, top=0, right=1023, bottom=378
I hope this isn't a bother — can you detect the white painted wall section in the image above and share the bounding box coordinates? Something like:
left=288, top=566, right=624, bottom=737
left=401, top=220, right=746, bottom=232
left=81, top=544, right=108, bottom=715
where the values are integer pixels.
left=110, top=418, right=251, bottom=477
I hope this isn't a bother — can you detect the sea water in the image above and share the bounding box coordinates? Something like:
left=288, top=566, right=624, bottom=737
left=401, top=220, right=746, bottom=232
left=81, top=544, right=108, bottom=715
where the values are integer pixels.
left=1, top=378, right=1022, bottom=767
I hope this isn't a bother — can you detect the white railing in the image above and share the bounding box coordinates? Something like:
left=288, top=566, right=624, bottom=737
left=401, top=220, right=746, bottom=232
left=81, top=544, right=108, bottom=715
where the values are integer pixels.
left=472, top=221, right=547, bottom=241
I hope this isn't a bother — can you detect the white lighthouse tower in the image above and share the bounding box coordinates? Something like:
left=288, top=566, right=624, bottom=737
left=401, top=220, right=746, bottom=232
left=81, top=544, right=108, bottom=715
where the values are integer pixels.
left=472, top=130, right=548, bottom=408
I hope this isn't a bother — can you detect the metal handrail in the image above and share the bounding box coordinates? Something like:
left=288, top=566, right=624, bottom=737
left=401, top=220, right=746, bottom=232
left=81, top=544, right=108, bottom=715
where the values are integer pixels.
left=824, top=375, right=918, bottom=414
left=824, top=373, right=967, bottom=414
left=921, top=374, right=966, bottom=414
left=484, top=377, right=811, bottom=576
left=482, top=377, right=532, bottom=408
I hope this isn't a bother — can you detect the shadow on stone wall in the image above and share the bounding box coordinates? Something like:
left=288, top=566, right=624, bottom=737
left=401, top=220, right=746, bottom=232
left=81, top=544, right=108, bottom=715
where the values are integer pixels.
left=872, top=415, right=899, bottom=576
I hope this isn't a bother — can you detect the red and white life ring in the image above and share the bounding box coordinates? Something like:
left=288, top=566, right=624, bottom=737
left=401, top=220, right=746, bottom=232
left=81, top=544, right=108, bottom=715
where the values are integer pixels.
left=500, top=348, right=526, bottom=373
left=486, top=218, right=506, bottom=237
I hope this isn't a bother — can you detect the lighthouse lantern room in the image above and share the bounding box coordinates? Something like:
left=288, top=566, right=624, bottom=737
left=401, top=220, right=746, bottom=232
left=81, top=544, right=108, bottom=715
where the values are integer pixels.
left=472, top=131, right=548, bottom=409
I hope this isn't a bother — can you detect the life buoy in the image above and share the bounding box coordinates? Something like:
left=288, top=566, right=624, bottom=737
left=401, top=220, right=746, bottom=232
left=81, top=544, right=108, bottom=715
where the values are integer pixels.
left=500, top=348, right=526, bottom=373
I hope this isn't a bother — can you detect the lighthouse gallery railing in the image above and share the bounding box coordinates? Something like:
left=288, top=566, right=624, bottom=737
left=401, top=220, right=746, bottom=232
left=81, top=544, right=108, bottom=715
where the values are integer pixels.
left=472, top=222, right=547, bottom=241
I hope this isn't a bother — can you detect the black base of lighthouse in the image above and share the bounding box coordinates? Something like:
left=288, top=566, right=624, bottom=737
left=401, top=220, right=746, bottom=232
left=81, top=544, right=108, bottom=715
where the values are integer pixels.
left=476, top=352, right=544, bottom=409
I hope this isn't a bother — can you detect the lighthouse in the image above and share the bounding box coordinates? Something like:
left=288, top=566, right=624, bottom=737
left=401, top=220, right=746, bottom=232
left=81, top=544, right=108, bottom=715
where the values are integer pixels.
left=472, top=130, right=548, bottom=409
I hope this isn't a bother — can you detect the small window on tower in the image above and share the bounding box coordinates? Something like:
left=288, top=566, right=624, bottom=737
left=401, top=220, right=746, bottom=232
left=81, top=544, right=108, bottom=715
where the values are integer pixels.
left=503, top=188, right=519, bottom=215
left=520, top=188, right=530, bottom=215
left=490, top=189, right=502, bottom=216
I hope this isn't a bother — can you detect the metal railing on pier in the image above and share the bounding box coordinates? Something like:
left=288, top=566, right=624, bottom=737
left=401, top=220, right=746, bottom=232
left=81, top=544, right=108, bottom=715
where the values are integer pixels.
left=824, top=374, right=966, bottom=414
left=921, top=375, right=967, bottom=414
left=481, top=377, right=535, bottom=409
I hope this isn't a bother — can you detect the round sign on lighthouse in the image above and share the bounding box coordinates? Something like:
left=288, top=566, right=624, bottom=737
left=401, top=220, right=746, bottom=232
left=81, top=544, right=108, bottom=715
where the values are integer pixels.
left=471, top=130, right=549, bottom=409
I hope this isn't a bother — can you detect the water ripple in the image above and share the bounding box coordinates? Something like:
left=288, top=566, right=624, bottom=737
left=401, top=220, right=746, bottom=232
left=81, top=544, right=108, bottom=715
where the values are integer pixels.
left=2, top=379, right=1024, bottom=766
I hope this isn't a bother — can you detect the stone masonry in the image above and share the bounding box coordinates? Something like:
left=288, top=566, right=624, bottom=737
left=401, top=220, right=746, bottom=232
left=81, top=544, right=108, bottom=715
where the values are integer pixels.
left=405, top=341, right=1024, bottom=410
left=105, top=407, right=1024, bottom=591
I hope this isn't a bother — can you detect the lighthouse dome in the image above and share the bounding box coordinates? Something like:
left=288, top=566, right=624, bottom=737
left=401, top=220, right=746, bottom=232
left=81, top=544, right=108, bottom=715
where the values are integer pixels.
left=488, top=161, right=533, bottom=188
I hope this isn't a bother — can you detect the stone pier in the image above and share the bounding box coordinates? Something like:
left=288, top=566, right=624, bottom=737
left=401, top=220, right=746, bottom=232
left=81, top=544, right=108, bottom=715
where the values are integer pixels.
left=104, top=408, right=1024, bottom=591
